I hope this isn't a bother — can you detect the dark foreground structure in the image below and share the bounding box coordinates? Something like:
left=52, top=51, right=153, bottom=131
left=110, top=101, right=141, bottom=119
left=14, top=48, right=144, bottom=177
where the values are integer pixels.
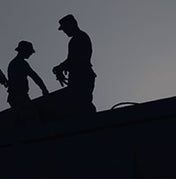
left=0, top=91, right=176, bottom=177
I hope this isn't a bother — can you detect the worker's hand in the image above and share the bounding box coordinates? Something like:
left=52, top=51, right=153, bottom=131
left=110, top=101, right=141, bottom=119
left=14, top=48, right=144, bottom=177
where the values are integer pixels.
left=0, top=80, right=8, bottom=88
left=0, top=70, right=8, bottom=88
left=42, top=89, right=49, bottom=96
left=56, top=72, right=68, bottom=87
left=3, top=81, right=8, bottom=88
left=52, top=64, right=68, bottom=87
left=52, top=65, right=61, bottom=74
left=63, top=69, right=68, bottom=76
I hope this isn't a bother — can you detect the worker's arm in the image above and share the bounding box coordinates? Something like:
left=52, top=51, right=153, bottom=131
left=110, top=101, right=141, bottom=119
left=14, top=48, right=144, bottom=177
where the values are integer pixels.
left=52, top=40, right=75, bottom=87
left=0, top=69, right=8, bottom=88
left=28, top=67, right=49, bottom=95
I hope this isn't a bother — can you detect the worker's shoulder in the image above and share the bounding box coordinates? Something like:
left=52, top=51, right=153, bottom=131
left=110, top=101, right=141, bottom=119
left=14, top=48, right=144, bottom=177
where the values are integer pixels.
left=79, top=30, right=91, bottom=39
left=8, top=58, right=29, bottom=69
left=8, top=58, right=17, bottom=68
left=71, top=30, right=91, bottom=44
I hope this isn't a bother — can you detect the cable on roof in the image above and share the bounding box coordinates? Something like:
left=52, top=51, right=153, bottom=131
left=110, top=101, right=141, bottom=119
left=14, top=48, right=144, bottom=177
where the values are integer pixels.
left=111, top=102, right=139, bottom=110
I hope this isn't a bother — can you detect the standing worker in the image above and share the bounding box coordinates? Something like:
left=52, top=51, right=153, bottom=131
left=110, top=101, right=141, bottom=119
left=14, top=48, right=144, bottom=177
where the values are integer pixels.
left=52, top=14, right=96, bottom=114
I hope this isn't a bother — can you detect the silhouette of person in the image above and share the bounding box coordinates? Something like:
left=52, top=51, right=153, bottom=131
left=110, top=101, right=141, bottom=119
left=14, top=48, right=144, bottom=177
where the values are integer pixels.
left=52, top=14, right=96, bottom=113
left=0, top=69, right=8, bottom=88
left=7, top=40, right=49, bottom=108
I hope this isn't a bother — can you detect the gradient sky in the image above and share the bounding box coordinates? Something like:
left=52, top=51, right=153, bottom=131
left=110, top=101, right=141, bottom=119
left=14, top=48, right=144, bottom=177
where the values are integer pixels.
left=1, top=0, right=176, bottom=112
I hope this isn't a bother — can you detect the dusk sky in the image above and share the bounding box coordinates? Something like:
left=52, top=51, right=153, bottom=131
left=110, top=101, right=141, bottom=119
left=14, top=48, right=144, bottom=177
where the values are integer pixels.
left=1, top=0, right=176, bottom=112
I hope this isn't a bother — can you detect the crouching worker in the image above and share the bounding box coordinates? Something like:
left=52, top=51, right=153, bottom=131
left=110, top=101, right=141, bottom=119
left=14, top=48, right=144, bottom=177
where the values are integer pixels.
left=7, top=40, right=49, bottom=125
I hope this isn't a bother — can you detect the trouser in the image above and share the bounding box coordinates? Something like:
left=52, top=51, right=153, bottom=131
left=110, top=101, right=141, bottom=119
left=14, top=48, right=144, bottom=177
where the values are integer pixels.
left=68, top=67, right=96, bottom=103
left=7, top=93, right=40, bottom=125
left=7, top=93, right=31, bottom=108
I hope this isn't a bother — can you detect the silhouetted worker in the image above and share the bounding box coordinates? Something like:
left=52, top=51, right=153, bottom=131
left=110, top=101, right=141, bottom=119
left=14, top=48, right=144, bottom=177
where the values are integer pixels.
left=0, top=69, right=8, bottom=88
left=7, top=40, right=49, bottom=108
left=52, top=14, right=96, bottom=113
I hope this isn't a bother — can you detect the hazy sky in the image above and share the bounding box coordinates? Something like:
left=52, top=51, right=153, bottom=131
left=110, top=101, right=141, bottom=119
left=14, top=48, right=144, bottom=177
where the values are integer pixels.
left=1, top=0, right=176, bottom=112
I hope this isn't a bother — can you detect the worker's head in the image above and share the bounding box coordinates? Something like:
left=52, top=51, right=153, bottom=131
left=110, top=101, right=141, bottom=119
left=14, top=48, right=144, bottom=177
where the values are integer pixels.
left=15, top=41, right=35, bottom=59
left=58, top=14, right=78, bottom=37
